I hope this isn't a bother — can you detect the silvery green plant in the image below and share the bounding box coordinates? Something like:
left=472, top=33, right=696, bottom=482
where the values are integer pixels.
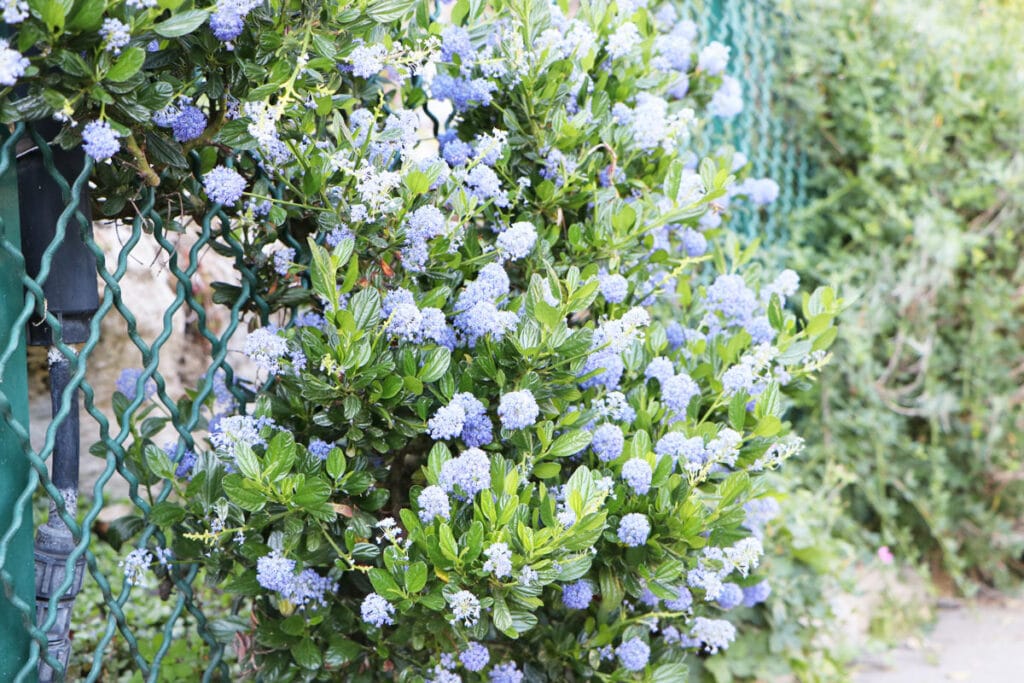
left=9, top=0, right=841, bottom=679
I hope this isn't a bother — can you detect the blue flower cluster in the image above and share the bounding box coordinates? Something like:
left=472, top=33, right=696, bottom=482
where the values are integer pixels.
left=256, top=550, right=337, bottom=610
left=439, top=448, right=491, bottom=500
left=428, top=392, right=493, bottom=446
left=497, top=390, right=539, bottom=430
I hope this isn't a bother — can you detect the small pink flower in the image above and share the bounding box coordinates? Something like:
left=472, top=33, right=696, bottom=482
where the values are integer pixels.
left=877, top=545, right=894, bottom=565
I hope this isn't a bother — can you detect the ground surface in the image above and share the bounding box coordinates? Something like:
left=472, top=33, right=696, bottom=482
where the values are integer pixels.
left=853, top=597, right=1024, bottom=683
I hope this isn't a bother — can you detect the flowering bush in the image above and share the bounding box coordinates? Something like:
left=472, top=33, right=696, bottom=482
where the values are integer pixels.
left=6, top=0, right=840, bottom=679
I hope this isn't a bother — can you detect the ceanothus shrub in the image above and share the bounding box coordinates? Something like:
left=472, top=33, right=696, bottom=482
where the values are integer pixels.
left=7, top=0, right=839, bottom=679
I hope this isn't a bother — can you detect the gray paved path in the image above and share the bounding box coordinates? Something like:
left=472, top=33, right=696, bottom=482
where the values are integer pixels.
left=853, top=598, right=1024, bottom=683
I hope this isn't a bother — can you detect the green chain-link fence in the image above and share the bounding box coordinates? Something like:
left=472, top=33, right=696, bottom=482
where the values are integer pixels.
left=0, top=2, right=802, bottom=680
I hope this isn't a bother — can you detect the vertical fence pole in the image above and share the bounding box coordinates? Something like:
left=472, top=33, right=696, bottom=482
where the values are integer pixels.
left=0, top=130, right=37, bottom=681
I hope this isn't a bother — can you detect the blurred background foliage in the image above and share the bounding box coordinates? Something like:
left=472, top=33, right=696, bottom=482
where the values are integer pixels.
left=779, top=0, right=1024, bottom=589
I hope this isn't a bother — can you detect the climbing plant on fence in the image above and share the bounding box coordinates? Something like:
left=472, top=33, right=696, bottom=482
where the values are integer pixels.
left=0, top=0, right=834, bottom=681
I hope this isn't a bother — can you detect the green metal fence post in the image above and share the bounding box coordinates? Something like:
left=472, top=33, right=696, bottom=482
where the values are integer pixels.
left=0, top=130, right=36, bottom=681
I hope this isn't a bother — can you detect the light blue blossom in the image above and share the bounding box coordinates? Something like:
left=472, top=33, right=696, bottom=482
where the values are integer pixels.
left=716, top=582, right=744, bottom=610
left=598, top=272, right=629, bottom=304
left=592, top=423, right=624, bottom=462
left=482, top=542, right=513, bottom=578
left=170, top=105, right=207, bottom=142
left=361, top=592, right=395, bottom=627
left=681, top=228, right=708, bottom=257
left=203, top=166, right=247, bottom=206
left=645, top=357, right=675, bottom=384
left=496, top=222, right=537, bottom=262
left=116, top=368, right=157, bottom=400
left=417, top=485, right=450, bottom=523
left=0, top=39, right=29, bottom=87
left=488, top=662, right=523, bottom=683
left=665, top=585, right=693, bottom=612
left=449, top=590, right=481, bottom=626
left=348, top=43, right=387, bottom=78
left=439, top=448, right=491, bottom=499
left=308, top=439, right=332, bottom=461
left=273, top=247, right=295, bottom=276
left=709, top=76, right=743, bottom=118
left=662, top=373, right=700, bottom=414
left=616, top=637, right=650, bottom=672
left=82, top=121, right=121, bottom=161
left=617, top=513, right=651, bottom=547
left=698, top=41, right=730, bottom=75
left=244, top=326, right=289, bottom=375
left=621, top=458, right=652, bottom=495
left=690, top=617, right=736, bottom=653
left=561, top=580, right=593, bottom=609
left=460, top=642, right=490, bottom=672
left=498, top=390, right=539, bottom=430
left=742, top=581, right=771, bottom=607
left=100, top=18, right=131, bottom=54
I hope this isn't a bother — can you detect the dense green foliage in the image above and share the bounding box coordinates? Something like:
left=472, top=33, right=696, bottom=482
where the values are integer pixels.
left=779, top=0, right=1024, bottom=587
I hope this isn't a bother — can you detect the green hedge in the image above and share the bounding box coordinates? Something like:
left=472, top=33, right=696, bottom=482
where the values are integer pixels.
left=779, top=0, right=1024, bottom=587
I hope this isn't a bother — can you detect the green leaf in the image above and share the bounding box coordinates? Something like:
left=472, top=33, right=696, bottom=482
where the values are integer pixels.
left=547, top=430, right=592, bottom=458
left=718, top=471, right=750, bottom=508
left=234, top=443, right=262, bottom=480
left=532, top=462, right=561, bottom=479
left=438, top=523, right=458, bottom=562
left=153, top=9, right=210, bottom=37
left=293, top=478, right=331, bottom=509
left=652, top=663, right=689, bottom=682
left=292, top=637, right=322, bottom=670
left=148, top=501, right=185, bottom=527
left=418, top=347, right=450, bottom=383
left=106, top=47, right=146, bottom=82
left=67, top=0, right=105, bottom=31
left=728, top=393, right=749, bottom=431
left=143, top=444, right=176, bottom=480
left=492, top=595, right=515, bottom=637
left=307, top=239, right=339, bottom=313
left=405, top=561, right=428, bottom=593
left=324, top=637, right=362, bottom=668
left=222, top=474, right=267, bottom=512
left=368, top=568, right=403, bottom=599
left=264, top=431, right=296, bottom=481
left=326, top=448, right=346, bottom=479
left=350, top=288, right=381, bottom=331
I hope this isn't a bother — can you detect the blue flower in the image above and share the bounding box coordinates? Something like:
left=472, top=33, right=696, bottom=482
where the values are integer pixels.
left=116, top=368, right=156, bottom=401
left=439, top=448, right=491, bottom=499
left=361, top=592, right=395, bottom=627
left=273, top=247, right=295, bottom=277
left=698, top=41, right=730, bottom=75
left=488, top=662, right=524, bottom=683
left=460, top=642, right=490, bottom=672
left=440, top=25, right=474, bottom=63
left=417, top=485, right=450, bottom=523
left=0, top=40, right=29, bottom=87
left=616, top=637, right=650, bottom=672
left=690, top=617, right=736, bottom=653
left=482, top=542, right=513, bottom=578
left=561, top=580, right=593, bottom=609
left=709, top=75, right=744, bottom=118
left=592, top=423, right=624, bottom=462
left=82, top=121, right=121, bottom=161
left=665, top=585, right=693, bottom=612
left=308, top=439, right=333, bottom=461
left=617, top=513, right=650, bottom=547
left=662, top=373, right=700, bottom=414
left=742, top=580, right=771, bottom=607
left=496, top=222, right=537, bottom=262
left=598, top=272, right=629, bottom=304
left=203, top=166, right=246, bottom=206
left=645, top=357, right=675, bottom=384
left=170, top=105, right=207, bottom=142
left=497, top=390, right=539, bottom=430
left=681, top=228, right=708, bottom=257
left=716, top=582, right=744, bottom=610
left=348, top=43, right=387, bottom=78
left=100, top=18, right=131, bottom=54
left=621, top=458, right=653, bottom=495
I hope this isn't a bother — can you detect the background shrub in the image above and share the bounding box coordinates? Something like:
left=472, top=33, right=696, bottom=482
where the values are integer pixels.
left=777, top=0, right=1024, bottom=587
